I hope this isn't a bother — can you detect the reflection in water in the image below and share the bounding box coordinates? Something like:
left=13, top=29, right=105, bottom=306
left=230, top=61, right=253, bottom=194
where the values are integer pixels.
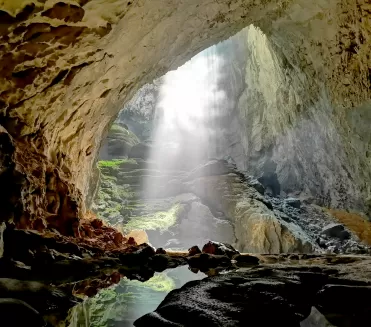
left=68, top=266, right=205, bottom=327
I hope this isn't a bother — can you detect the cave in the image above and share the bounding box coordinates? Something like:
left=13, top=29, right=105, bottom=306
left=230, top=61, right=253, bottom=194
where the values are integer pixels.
left=0, top=0, right=370, bottom=326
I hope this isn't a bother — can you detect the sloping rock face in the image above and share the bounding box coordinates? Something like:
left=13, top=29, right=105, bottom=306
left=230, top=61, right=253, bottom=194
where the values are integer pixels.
left=0, top=0, right=370, bottom=232
left=185, top=163, right=314, bottom=253
left=208, top=23, right=371, bottom=212
left=135, top=255, right=371, bottom=327
left=229, top=25, right=370, bottom=211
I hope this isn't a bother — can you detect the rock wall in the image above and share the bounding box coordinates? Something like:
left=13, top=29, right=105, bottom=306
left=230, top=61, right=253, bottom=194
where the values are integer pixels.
left=217, top=22, right=371, bottom=211
left=0, top=0, right=369, bottom=231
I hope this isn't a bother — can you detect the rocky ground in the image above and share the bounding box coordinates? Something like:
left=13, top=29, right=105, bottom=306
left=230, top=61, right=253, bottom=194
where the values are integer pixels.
left=136, top=249, right=371, bottom=327
left=0, top=228, right=369, bottom=327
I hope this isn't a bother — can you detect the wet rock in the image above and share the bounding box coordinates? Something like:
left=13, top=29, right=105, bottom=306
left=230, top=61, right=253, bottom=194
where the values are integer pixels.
left=155, top=248, right=167, bottom=254
left=202, top=241, right=239, bottom=259
left=119, top=244, right=155, bottom=266
left=135, top=268, right=309, bottom=327
left=188, top=245, right=201, bottom=256
left=232, top=254, right=260, bottom=266
left=0, top=278, right=79, bottom=315
left=150, top=254, right=187, bottom=272
left=187, top=253, right=231, bottom=271
left=316, top=284, right=371, bottom=326
left=0, top=298, right=46, bottom=327
left=285, top=197, right=301, bottom=209
left=135, top=258, right=371, bottom=327
left=321, top=223, right=350, bottom=240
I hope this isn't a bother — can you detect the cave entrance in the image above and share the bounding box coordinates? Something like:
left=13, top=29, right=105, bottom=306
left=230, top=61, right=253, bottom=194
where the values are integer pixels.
left=92, top=23, right=371, bottom=257
left=93, top=26, right=249, bottom=251
left=78, top=22, right=371, bottom=326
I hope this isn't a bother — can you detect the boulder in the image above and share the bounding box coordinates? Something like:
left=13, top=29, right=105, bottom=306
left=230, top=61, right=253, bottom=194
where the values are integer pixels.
left=321, top=223, right=350, bottom=240
left=150, top=254, right=187, bottom=272
left=0, top=278, right=80, bottom=316
left=202, top=241, right=239, bottom=259
left=232, top=254, right=260, bottom=266
left=135, top=261, right=371, bottom=327
left=285, top=197, right=301, bottom=209
left=0, top=298, right=46, bottom=327
left=248, top=178, right=265, bottom=195
left=127, top=229, right=149, bottom=245
left=155, top=247, right=167, bottom=254
left=187, top=253, right=231, bottom=271
left=188, top=245, right=201, bottom=256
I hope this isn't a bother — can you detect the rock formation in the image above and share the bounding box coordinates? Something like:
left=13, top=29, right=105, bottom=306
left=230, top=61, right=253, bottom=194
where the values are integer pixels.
left=135, top=254, right=371, bottom=327
left=1, top=1, right=370, bottom=325
left=0, top=0, right=370, bottom=233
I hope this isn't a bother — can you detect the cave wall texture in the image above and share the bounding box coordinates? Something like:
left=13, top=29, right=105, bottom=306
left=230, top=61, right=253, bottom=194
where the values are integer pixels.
left=0, top=0, right=370, bottom=234
left=217, top=24, right=371, bottom=212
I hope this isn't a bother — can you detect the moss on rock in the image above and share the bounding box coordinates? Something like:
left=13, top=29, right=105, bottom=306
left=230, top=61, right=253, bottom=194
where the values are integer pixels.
left=124, top=204, right=185, bottom=233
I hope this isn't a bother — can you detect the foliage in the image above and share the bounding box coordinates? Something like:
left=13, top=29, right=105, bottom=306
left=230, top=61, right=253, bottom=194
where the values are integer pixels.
left=94, top=159, right=138, bottom=226
left=124, top=203, right=184, bottom=232
left=98, top=159, right=124, bottom=169
left=109, top=124, right=140, bottom=145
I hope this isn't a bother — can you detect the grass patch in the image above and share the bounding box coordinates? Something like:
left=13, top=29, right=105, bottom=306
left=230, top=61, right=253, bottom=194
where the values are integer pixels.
left=98, top=158, right=137, bottom=169
left=124, top=204, right=184, bottom=232
left=98, top=159, right=125, bottom=169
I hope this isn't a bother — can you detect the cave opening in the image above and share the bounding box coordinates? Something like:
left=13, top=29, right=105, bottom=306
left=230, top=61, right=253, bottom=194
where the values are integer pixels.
left=0, top=0, right=371, bottom=326
left=76, top=26, right=371, bottom=326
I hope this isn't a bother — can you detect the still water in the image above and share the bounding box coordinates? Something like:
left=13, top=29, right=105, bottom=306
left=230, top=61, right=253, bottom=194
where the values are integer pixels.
left=68, top=266, right=205, bottom=327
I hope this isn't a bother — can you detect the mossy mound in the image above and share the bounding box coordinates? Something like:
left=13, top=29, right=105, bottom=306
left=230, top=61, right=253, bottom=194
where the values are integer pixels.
left=93, top=159, right=139, bottom=225
left=98, top=158, right=137, bottom=176
left=101, top=124, right=140, bottom=159
left=124, top=204, right=185, bottom=233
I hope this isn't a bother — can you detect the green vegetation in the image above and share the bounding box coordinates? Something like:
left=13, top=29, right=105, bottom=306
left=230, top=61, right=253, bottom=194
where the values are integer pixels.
left=93, top=158, right=139, bottom=225
left=98, top=158, right=137, bottom=170
left=124, top=203, right=184, bottom=232
left=98, top=159, right=125, bottom=169
left=110, top=124, right=140, bottom=145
